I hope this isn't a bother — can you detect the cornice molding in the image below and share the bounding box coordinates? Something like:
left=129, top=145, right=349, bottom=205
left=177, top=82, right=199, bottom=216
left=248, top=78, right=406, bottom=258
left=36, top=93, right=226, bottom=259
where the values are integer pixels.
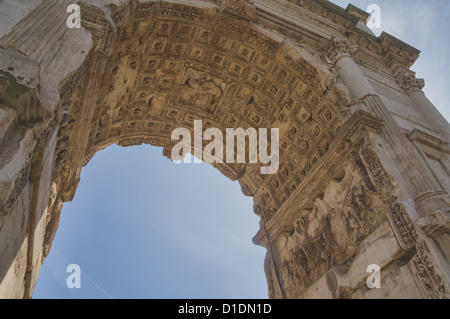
left=378, top=32, right=421, bottom=69
left=253, top=1, right=420, bottom=76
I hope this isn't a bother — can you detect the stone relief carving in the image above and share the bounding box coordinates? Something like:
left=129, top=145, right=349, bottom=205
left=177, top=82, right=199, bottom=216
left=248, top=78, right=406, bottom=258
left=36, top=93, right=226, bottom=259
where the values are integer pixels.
left=51, top=1, right=355, bottom=228
left=359, top=146, right=393, bottom=194
left=273, top=155, right=393, bottom=297
left=413, top=241, right=449, bottom=299
left=278, top=216, right=338, bottom=297
left=325, top=36, right=358, bottom=65
left=394, top=67, right=425, bottom=95
left=264, top=252, right=276, bottom=299
left=343, top=185, right=378, bottom=238
left=295, top=214, right=309, bottom=235
left=4, top=155, right=32, bottom=212
left=387, top=202, right=418, bottom=251
left=1, top=0, right=449, bottom=299
left=36, top=116, right=59, bottom=153
left=180, top=71, right=226, bottom=114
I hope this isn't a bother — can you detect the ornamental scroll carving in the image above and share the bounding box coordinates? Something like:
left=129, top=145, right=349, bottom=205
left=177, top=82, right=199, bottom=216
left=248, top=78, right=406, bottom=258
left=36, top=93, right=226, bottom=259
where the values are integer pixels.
left=413, top=241, right=449, bottom=299
left=387, top=202, right=418, bottom=251
left=325, top=37, right=358, bottom=65
left=4, top=155, right=32, bottom=211
left=1, top=0, right=450, bottom=301
left=295, top=214, right=309, bottom=235
left=359, top=146, right=393, bottom=193
left=394, top=67, right=425, bottom=95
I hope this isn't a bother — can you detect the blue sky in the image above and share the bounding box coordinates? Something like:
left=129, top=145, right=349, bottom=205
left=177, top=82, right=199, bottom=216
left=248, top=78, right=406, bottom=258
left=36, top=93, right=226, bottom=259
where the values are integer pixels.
left=32, top=0, right=450, bottom=299
left=33, top=146, right=267, bottom=298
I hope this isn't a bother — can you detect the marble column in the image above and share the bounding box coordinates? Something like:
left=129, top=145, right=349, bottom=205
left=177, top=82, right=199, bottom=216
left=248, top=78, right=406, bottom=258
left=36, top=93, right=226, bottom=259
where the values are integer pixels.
left=326, top=37, right=445, bottom=211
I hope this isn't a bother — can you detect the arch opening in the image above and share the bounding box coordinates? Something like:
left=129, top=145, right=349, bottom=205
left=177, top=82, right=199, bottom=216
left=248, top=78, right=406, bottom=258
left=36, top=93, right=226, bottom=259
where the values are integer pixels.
left=34, top=144, right=267, bottom=298
left=44, top=1, right=358, bottom=299
left=4, top=0, right=443, bottom=300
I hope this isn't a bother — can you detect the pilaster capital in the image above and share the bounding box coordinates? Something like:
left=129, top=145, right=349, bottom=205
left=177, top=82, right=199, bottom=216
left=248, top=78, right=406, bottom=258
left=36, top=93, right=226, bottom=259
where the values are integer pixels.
left=393, top=66, right=425, bottom=95
left=325, top=36, right=358, bottom=65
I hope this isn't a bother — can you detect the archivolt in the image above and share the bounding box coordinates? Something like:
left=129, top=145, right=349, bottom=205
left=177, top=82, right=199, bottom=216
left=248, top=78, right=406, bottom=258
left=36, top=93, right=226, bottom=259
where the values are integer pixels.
left=55, top=0, right=351, bottom=235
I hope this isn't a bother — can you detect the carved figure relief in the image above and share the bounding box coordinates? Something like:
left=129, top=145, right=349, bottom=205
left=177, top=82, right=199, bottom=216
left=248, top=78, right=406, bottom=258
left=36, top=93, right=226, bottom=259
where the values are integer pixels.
left=1, top=0, right=449, bottom=300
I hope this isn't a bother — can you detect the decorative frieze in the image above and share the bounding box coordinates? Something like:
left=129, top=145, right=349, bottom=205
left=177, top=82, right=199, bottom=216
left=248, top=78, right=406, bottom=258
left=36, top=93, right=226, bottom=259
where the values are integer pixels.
left=413, top=241, right=449, bottom=299
left=4, top=155, right=31, bottom=212
left=359, top=146, right=392, bottom=192
left=0, top=0, right=449, bottom=300
left=378, top=32, right=421, bottom=69
left=387, top=202, right=418, bottom=251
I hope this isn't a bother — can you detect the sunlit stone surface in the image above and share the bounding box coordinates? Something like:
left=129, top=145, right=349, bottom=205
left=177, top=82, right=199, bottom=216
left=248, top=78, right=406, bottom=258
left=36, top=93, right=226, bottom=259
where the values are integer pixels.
left=0, top=0, right=449, bottom=299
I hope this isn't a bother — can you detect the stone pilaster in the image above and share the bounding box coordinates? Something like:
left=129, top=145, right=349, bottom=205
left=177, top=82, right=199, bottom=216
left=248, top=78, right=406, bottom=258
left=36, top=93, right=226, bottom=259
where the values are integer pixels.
left=325, top=37, right=376, bottom=101
left=0, top=0, right=449, bottom=299
left=326, top=36, right=450, bottom=299
left=0, top=0, right=73, bottom=63
left=326, top=37, right=445, bottom=208
left=393, top=65, right=450, bottom=143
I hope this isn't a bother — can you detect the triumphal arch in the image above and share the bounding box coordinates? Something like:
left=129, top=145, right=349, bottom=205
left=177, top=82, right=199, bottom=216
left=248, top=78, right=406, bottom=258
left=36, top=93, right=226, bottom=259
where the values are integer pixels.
left=0, top=0, right=449, bottom=299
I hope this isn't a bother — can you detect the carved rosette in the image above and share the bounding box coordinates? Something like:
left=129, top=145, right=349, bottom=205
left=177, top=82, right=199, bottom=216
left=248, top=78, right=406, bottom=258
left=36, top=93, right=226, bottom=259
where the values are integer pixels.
left=387, top=202, right=418, bottom=251
left=394, top=67, right=425, bottom=95
left=325, top=37, right=358, bottom=65
left=295, top=214, right=309, bottom=235
left=413, top=241, right=449, bottom=299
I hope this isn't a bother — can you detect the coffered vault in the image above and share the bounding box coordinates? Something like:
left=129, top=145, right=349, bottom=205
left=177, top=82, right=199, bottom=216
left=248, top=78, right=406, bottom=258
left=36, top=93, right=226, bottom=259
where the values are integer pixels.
left=0, top=0, right=449, bottom=298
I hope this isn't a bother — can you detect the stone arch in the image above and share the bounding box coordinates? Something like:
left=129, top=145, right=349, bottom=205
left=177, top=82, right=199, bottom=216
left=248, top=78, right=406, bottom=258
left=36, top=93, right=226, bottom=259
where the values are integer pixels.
left=56, top=0, right=353, bottom=240
left=53, top=2, right=353, bottom=297
left=1, top=0, right=450, bottom=299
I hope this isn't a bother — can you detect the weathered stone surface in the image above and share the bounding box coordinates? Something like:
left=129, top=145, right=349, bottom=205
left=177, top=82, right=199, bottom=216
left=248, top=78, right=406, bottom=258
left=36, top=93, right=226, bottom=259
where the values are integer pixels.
left=0, top=0, right=449, bottom=299
left=0, top=0, right=41, bottom=39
